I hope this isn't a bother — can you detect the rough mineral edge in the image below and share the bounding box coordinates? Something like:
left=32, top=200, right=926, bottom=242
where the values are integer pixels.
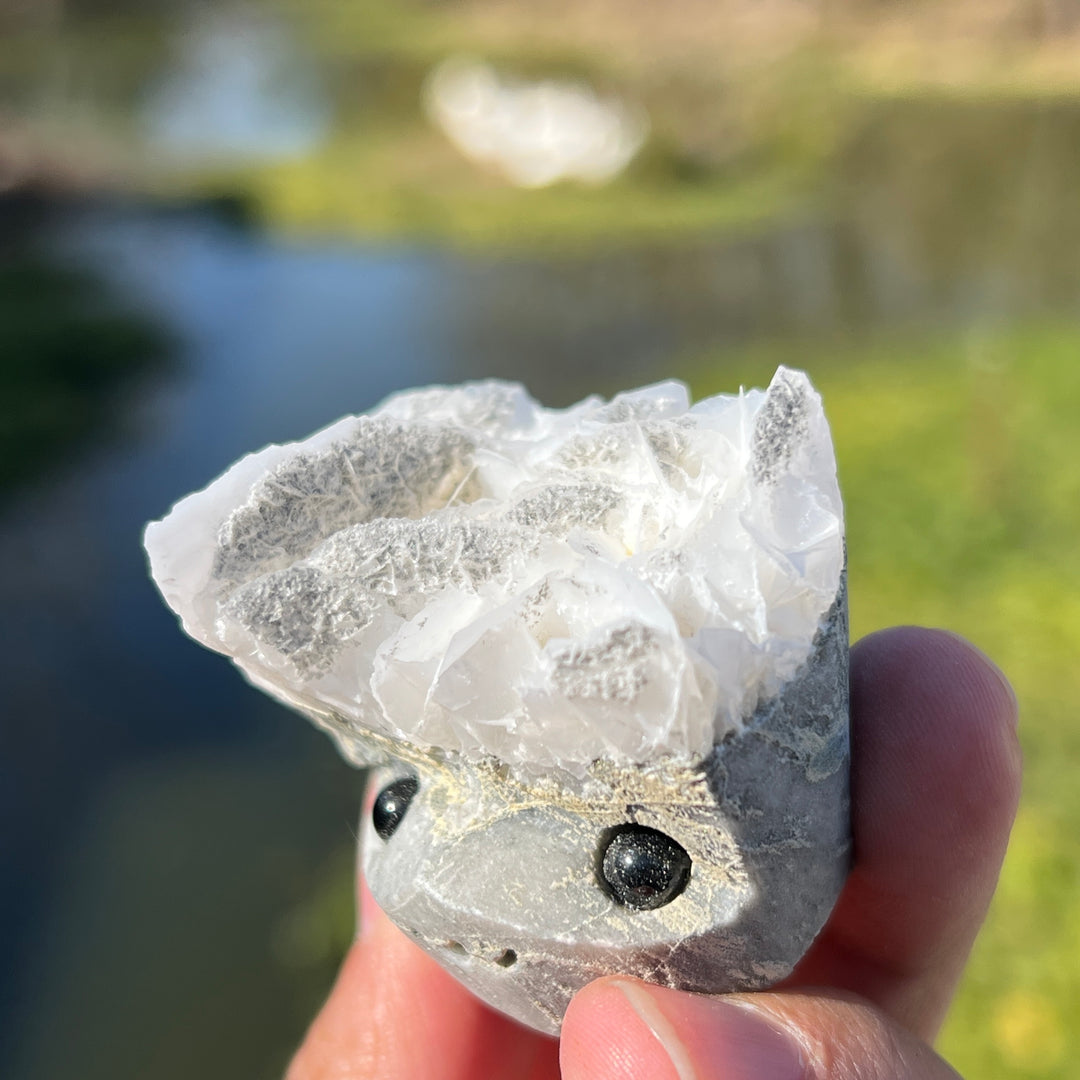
left=360, top=581, right=850, bottom=1034
left=144, top=368, right=843, bottom=779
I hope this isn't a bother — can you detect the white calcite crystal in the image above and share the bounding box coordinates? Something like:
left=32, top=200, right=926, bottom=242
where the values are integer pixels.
left=146, top=368, right=849, bottom=1034
left=146, top=369, right=842, bottom=779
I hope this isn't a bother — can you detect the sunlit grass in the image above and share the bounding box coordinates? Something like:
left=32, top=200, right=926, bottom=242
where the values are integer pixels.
left=200, top=153, right=808, bottom=250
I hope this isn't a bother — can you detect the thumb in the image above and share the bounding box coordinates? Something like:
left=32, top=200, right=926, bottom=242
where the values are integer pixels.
left=560, top=978, right=961, bottom=1080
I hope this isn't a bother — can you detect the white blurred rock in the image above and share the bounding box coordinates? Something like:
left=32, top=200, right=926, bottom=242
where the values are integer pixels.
left=423, top=57, right=648, bottom=187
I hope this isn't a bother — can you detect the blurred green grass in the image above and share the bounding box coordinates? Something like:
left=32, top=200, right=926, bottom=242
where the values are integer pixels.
left=690, top=322, right=1080, bottom=1077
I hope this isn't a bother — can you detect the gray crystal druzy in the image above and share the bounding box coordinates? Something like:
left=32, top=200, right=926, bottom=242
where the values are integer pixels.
left=362, top=584, right=848, bottom=1034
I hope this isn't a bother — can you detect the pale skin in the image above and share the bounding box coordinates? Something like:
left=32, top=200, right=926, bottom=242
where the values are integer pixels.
left=287, top=626, right=1021, bottom=1080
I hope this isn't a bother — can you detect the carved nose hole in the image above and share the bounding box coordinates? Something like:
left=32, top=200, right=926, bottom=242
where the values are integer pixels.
left=495, top=948, right=517, bottom=968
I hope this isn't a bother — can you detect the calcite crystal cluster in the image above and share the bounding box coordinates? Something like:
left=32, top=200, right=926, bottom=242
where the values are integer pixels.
left=145, top=367, right=849, bottom=1034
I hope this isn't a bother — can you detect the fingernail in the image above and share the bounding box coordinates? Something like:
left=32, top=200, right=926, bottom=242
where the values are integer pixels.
left=614, top=981, right=806, bottom=1080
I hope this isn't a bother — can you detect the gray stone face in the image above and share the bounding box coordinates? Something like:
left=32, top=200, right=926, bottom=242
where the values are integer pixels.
left=362, top=582, right=849, bottom=1035
left=143, top=370, right=849, bottom=1034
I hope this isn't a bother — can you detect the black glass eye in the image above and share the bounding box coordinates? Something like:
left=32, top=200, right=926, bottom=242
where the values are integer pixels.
left=599, top=824, right=691, bottom=910
left=372, top=775, right=419, bottom=840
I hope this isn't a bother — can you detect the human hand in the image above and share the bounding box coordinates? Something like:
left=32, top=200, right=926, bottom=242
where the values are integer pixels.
left=286, top=626, right=1021, bottom=1080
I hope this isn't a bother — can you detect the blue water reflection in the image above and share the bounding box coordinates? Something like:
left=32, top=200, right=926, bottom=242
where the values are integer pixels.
left=142, top=11, right=329, bottom=164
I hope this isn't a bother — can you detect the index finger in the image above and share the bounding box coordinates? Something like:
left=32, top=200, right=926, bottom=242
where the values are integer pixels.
left=785, top=626, right=1021, bottom=1039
